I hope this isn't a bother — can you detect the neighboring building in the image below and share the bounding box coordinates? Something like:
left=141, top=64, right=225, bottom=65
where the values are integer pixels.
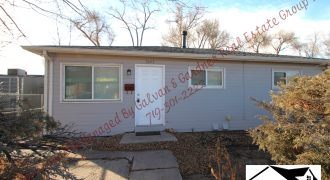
left=22, top=46, right=328, bottom=136
left=0, top=69, right=43, bottom=111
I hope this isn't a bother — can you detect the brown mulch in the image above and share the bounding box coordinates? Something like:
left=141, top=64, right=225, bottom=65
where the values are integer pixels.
left=86, top=131, right=273, bottom=179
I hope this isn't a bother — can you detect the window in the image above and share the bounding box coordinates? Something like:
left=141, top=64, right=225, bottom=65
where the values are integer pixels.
left=63, top=64, right=122, bottom=101
left=94, top=67, right=120, bottom=99
left=191, top=70, right=206, bottom=86
left=65, top=66, right=92, bottom=99
left=272, top=70, right=300, bottom=89
left=189, top=67, right=224, bottom=88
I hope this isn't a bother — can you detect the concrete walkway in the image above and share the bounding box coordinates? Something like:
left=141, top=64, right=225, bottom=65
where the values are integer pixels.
left=63, top=150, right=182, bottom=180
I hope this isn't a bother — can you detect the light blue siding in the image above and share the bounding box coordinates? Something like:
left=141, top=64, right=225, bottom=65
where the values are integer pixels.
left=50, top=54, right=324, bottom=135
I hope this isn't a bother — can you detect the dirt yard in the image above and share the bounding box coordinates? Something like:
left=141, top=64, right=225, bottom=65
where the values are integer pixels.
left=88, top=130, right=273, bottom=180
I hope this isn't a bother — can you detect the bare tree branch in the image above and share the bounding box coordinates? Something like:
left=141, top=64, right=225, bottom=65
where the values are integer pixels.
left=162, top=2, right=204, bottom=47
left=53, top=17, right=62, bottom=45
left=21, top=0, right=62, bottom=18
left=138, top=2, right=159, bottom=46
left=190, top=19, right=229, bottom=49
left=247, top=33, right=272, bottom=53
left=0, top=5, right=26, bottom=37
left=324, top=33, right=330, bottom=56
left=301, top=32, right=321, bottom=58
left=108, top=5, right=135, bottom=46
left=70, top=5, right=115, bottom=46
left=0, top=17, right=13, bottom=35
left=1, top=0, right=115, bottom=46
left=108, top=0, right=160, bottom=46
left=271, top=30, right=298, bottom=55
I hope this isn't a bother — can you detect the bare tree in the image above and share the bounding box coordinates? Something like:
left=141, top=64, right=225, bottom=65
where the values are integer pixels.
left=52, top=16, right=71, bottom=45
left=0, top=28, right=14, bottom=48
left=1, top=0, right=115, bottom=46
left=247, top=33, right=272, bottom=53
left=271, top=30, right=298, bottom=55
left=324, top=33, right=330, bottom=56
left=191, top=19, right=229, bottom=49
left=54, top=20, right=62, bottom=45
left=73, top=10, right=115, bottom=46
left=108, top=0, right=160, bottom=46
left=301, top=33, right=321, bottom=58
left=0, top=1, right=28, bottom=47
left=291, top=40, right=304, bottom=56
left=192, top=19, right=209, bottom=48
left=162, top=2, right=204, bottom=47
left=54, top=0, right=115, bottom=46
left=209, top=30, right=230, bottom=49
left=0, top=3, right=26, bottom=37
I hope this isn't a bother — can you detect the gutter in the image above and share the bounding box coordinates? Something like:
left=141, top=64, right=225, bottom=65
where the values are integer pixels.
left=23, top=46, right=329, bottom=65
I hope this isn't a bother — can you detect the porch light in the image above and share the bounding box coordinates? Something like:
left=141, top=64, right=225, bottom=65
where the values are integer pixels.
left=127, top=69, right=132, bottom=76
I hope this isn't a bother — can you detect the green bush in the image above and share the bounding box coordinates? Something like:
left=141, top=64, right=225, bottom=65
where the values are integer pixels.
left=249, top=67, right=330, bottom=179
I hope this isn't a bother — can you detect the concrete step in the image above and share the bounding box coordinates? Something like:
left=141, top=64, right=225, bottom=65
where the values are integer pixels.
left=120, top=132, right=177, bottom=144
left=135, top=125, right=165, bottom=132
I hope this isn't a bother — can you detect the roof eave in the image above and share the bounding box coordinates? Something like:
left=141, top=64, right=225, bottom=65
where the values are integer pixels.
left=21, top=46, right=329, bottom=65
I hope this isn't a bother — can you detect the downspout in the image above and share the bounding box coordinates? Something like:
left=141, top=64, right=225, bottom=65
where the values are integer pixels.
left=42, top=50, right=53, bottom=116
left=242, top=62, right=246, bottom=122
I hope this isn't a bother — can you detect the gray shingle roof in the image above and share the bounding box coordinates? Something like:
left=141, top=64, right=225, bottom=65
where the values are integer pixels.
left=22, top=45, right=330, bottom=66
left=27, top=45, right=328, bottom=60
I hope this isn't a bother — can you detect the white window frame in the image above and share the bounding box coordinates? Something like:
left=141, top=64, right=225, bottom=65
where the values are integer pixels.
left=188, top=66, right=225, bottom=89
left=272, top=69, right=300, bottom=90
left=60, top=63, right=123, bottom=102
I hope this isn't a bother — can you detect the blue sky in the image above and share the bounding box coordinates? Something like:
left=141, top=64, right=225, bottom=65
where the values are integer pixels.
left=0, top=0, right=329, bottom=75
left=206, top=0, right=329, bottom=20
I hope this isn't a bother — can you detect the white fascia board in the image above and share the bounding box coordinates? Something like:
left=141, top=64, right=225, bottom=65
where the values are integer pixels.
left=23, top=46, right=329, bottom=65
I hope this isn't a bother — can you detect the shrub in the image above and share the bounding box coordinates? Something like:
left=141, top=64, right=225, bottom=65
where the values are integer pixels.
left=249, top=68, right=330, bottom=179
left=209, top=138, right=240, bottom=180
left=0, top=99, right=82, bottom=179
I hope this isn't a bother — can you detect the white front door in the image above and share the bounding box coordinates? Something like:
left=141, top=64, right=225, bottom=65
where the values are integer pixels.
left=135, top=64, right=165, bottom=126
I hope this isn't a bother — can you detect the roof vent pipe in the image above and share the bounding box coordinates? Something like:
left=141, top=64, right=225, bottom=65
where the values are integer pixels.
left=182, top=30, right=187, bottom=48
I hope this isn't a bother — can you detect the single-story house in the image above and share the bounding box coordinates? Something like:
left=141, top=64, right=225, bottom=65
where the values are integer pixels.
left=22, top=46, right=329, bottom=136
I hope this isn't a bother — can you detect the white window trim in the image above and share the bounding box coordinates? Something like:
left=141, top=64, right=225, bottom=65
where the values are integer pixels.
left=60, top=63, right=123, bottom=102
left=188, top=66, right=225, bottom=89
left=272, top=69, right=300, bottom=90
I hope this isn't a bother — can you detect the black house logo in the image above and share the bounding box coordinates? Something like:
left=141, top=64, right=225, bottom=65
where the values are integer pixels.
left=248, top=165, right=320, bottom=180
